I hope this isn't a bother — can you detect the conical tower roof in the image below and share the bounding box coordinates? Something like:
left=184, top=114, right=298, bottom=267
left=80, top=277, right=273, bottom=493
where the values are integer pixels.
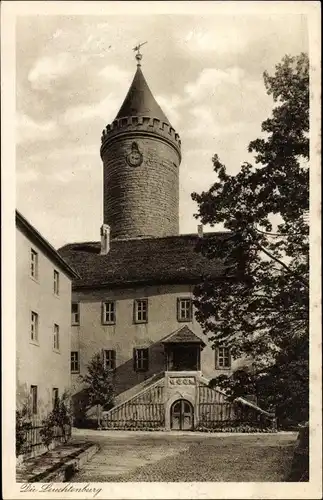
left=115, top=66, right=170, bottom=124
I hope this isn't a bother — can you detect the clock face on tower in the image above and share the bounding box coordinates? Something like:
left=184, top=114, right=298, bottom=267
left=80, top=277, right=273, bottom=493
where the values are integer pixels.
left=126, top=142, right=143, bottom=167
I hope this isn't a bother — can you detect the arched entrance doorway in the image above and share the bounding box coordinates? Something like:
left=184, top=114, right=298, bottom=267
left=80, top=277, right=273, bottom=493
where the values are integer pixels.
left=170, top=399, right=194, bottom=430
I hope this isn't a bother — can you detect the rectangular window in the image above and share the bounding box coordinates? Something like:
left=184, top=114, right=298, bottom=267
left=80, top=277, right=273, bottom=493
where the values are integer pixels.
left=102, top=301, right=116, bottom=324
left=71, top=351, right=79, bottom=373
left=53, top=324, right=60, bottom=351
left=103, top=349, right=116, bottom=370
left=30, top=385, right=38, bottom=415
left=177, top=298, right=192, bottom=322
left=30, top=249, right=38, bottom=279
left=52, top=388, right=59, bottom=409
left=216, top=347, right=231, bottom=369
left=71, top=302, right=80, bottom=325
left=53, top=270, right=60, bottom=295
left=30, top=311, right=38, bottom=342
left=133, top=348, right=149, bottom=372
left=134, top=299, right=148, bottom=323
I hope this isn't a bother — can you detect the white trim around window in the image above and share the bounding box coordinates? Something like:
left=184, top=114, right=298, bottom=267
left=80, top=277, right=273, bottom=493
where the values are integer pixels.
left=30, top=248, right=38, bottom=280
left=133, top=299, right=148, bottom=324
left=30, top=311, right=39, bottom=343
left=53, top=323, right=60, bottom=351
left=53, top=269, right=60, bottom=295
left=102, top=301, right=116, bottom=325
left=215, top=347, right=232, bottom=369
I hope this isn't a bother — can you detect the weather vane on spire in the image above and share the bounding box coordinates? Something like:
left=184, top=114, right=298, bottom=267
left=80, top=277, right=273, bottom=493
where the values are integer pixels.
left=133, top=41, right=147, bottom=66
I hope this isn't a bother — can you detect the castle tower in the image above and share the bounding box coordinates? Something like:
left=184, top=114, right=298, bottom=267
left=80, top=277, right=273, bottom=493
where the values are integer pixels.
left=100, top=50, right=181, bottom=240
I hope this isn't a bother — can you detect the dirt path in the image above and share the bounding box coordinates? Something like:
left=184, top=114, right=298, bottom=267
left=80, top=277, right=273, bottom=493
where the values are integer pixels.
left=71, top=430, right=297, bottom=482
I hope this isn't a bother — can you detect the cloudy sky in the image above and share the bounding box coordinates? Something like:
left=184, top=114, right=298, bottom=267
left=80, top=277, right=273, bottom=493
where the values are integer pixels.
left=15, top=5, right=309, bottom=248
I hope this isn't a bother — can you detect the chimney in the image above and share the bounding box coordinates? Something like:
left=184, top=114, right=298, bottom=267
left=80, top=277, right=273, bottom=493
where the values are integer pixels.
left=100, top=224, right=110, bottom=255
left=197, top=224, right=203, bottom=238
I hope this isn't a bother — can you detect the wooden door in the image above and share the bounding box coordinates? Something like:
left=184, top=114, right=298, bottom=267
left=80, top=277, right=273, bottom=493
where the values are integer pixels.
left=170, top=399, right=194, bottom=430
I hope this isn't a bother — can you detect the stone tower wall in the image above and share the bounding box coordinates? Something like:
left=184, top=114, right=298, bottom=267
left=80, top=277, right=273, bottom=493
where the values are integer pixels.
left=101, top=117, right=181, bottom=239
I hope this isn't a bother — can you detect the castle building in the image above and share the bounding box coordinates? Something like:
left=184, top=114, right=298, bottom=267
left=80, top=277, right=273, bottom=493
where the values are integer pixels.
left=16, top=211, right=78, bottom=420
left=59, top=52, right=259, bottom=431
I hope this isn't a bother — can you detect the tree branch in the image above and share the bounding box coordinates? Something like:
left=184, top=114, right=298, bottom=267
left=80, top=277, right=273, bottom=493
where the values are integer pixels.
left=250, top=236, right=309, bottom=289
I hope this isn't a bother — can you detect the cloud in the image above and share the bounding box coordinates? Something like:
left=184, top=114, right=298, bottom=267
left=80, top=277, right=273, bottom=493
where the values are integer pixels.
left=183, top=27, right=249, bottom=56
left=99, top=64, right=131, bottom=84
left=16, top=113, right=59, bottom=144
left=154, top=94, right=183, bottom=128
left=185, top=67, right=245, bottom=100
left=28, top=52, right=78, bottom=91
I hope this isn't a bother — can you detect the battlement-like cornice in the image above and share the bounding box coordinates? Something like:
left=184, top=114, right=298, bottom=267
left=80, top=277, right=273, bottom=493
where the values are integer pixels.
left=100, top=116, right=181, bottom=158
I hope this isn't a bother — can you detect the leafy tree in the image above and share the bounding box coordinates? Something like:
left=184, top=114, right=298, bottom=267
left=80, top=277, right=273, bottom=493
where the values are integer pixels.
left=81, top=352, right=114, bottom=428
left=40, top=391, right=73, bottom=448
left=191, top=53, right=309, bottom=426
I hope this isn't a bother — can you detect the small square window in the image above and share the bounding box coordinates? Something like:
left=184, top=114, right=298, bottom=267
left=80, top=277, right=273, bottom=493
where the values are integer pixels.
left=30, top=311, right=39, bottom=342
left=216, top=347, right=231, bottom=369
left=177, top=298, right=192, bottom=322
left=52, top=388, right=59, bottom=409
left=30, top=249, right=38, bottom=279
left=71, top=303, right=80, bottom=325
left=134, top=299, right=148, bottom=323
left=71, top=351, right=79, bottom=373
left=102, top=301, right=116, bottom=324
left=53, top=324, right=60, bottom=351
left=103, top=349, right=116, bottom=370
left=53, top=270, right=60, bottom=295
left=30, top=385, right=38, bottom=415
left=133, top=348, right=149, bottom=372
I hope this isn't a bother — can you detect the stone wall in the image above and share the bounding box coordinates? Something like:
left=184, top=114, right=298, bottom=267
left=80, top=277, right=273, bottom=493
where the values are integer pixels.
left=102, top=132, right=180, bottom=239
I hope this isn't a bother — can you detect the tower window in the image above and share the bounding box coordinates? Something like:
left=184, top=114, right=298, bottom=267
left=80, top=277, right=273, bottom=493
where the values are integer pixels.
left=71, top=303, right=80, bottom=325
left=71, top=351, right=79, bottom=373
left=30, top=249, right=38, bottom=279
left=134, top=299, right=148, bottom=323
left=216, top=347, right=231, bottom=369
left=53, top=270, right=60, bottom=295
left=103, top=349, right=116, bottom=370
left=177, top=298, right=192, bottom=322
left=133, top=348, right=149, bottom=372
left=102, top=301, right=116, bottom=324
left=30, top=311, right=39, bottom=343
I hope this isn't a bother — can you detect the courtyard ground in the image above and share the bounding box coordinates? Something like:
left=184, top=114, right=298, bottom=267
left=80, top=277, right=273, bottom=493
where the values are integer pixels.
left=70, top=429, right=297, bottom=482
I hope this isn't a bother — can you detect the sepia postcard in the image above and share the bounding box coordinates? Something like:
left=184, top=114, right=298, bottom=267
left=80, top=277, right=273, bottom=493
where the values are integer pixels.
left=1, top=1, right=321, bottom=499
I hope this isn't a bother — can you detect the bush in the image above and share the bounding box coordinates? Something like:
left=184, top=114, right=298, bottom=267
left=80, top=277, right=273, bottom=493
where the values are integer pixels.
left=16, top=404, right=32, bottom=457
left=40, top=392, right=72, bottom=449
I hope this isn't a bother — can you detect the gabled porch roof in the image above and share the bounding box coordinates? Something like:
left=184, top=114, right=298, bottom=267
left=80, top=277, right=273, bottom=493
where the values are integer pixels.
left=162, top=325, right=206, bottom=347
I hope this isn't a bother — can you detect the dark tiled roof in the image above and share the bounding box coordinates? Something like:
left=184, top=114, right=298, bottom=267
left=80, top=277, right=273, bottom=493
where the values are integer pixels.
left=115, top=66, right=170, bottom=124
left=58, top=232, right=236, bottom=289
left=162, top=326, right=206, bottom=345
